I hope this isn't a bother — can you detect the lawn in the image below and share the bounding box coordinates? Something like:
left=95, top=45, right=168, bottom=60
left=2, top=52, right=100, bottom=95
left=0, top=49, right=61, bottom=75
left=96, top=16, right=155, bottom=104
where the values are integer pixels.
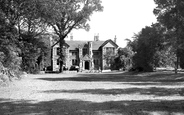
left=0, top=71, right=184, bottom=115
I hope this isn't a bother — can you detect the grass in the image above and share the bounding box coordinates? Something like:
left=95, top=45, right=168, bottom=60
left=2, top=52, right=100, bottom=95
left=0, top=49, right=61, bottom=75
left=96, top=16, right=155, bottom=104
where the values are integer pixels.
left=1, top=71, right=184, bottom=115
left=42, top=87, right=184, bottom=96
left=1, top=99, right=184, bottom=115
left=37, top=71, right=184, bottom=82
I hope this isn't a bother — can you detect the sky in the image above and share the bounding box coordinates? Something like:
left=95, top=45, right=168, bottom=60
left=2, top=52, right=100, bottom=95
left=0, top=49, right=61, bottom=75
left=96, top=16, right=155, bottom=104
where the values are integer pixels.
left=66, top=0, right=157, bottom=48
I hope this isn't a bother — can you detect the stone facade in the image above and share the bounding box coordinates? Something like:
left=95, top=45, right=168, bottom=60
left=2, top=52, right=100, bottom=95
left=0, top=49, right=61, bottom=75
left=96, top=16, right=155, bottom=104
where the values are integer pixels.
left=51, top=37, right=118, bottom=71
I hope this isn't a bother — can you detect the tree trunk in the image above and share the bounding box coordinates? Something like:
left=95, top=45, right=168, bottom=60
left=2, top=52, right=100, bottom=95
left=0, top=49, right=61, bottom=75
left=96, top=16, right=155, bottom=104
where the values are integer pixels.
left=59, top=38, right=64, bottom=73
left=175, top=56, right=179, bottom=74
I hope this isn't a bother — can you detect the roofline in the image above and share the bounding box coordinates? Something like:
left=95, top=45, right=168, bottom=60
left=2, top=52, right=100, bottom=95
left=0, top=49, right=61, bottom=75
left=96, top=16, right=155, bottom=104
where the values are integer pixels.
left=51, top=40, right=70, bottom=48
left=101, top=39, right=119, bottom=48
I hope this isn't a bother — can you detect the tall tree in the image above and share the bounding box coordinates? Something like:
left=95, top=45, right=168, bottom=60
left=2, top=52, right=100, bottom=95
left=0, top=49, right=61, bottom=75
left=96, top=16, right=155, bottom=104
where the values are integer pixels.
left=0, top=0, right=23, bottom=76
left=131, top=23, right=164, bottom=72
left=154, top=0, right=184, bottom=73
left=17, top=0, right=49, bottom=73
left=0, top=0, right=50, bottom=74
left=40, top=0, right=103, bottom=72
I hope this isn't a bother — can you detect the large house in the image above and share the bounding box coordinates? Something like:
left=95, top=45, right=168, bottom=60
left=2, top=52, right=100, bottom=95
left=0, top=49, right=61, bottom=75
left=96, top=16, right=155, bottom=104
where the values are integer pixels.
left=51, top=35, right=119, bottom=72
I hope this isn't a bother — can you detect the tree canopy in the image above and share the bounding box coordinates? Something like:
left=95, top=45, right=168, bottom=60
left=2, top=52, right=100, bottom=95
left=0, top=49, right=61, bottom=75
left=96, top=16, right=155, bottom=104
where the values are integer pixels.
left=154, top=0, right=184, bottom=73
left=127, top=23, right=164, bottom=72
left=0, top=0, right=51, bottom=81
left=40, top=0, right=103, bottom=39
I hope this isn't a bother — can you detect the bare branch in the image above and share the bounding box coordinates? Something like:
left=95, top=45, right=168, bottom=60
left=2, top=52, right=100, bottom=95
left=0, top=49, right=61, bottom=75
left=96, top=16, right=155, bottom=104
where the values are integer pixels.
left=49, top=23, right=60, bottom=36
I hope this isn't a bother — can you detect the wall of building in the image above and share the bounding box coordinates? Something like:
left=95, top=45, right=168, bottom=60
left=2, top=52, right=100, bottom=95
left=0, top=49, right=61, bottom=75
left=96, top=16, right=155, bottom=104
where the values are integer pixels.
left=52, top=46, right=60, bottom=71
left=102, top=42, right=117, bottom=70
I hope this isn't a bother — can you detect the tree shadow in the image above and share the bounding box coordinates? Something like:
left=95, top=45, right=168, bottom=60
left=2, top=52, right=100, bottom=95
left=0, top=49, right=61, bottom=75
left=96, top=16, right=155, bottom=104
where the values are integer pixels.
left=1, top=99, right=184, bottom=115
left=42, top=87, right=184, bottom=97
left=37, top=71, right=184, bottom=83
left=123, top=82, right=183, bottom=86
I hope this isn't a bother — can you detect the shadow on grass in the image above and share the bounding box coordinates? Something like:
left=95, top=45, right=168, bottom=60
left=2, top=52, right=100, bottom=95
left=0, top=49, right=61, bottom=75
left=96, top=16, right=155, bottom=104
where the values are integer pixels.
left=1, top=99, right=184, bottom=115
left=42, top=87, right=184, bottom=96
left=37, top=71, right=184, bottom=83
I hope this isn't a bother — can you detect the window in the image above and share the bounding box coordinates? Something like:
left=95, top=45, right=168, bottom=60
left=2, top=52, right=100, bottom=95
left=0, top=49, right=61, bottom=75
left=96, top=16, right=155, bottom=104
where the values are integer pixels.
left=94, top=59, right=99, bottom=65
left=93, top=52, right=99, bottom=56
left=106, top=47, right=115, bottom=54
left=57, top=58, right=60, bottom=65
left=72, top=52, right=77, bottom=56
left=57, top=47, right=67, bottom=56
left=72, top=59, right=74, bottom=65
left=83, top=49, right=87, bottom=56
left=56, top=47, right=60, bottom=55
left=63, top=47, right=66, bottom=53
left=72, top=59, right=78, bottom=65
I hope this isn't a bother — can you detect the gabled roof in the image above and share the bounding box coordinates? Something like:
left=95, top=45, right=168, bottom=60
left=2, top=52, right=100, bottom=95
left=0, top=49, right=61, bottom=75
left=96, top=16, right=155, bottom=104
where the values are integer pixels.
left=66, top=41, right=87, bottom=50
left=65, top=40, right=105, bottom=50
left=53, top=39, right=119, bottom=50
left=101, top=39, right=119, bottom=48
left=91, top=41, right=105, bottom=50
left=82, top=54, right=92, bottom=60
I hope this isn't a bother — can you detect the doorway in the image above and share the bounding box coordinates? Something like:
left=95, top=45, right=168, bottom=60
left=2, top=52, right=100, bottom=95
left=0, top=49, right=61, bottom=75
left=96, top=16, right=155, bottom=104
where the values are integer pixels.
left=85, top=61, right=90, bottom=70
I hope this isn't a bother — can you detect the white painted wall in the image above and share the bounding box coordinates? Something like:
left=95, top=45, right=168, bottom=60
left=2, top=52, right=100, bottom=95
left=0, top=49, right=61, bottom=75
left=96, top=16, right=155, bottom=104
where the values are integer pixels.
left=104, top=42, right=114, bottom=47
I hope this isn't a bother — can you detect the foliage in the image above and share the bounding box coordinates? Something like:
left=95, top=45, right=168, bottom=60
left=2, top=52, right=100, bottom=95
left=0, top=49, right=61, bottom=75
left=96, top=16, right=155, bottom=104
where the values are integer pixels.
left=40, top=0, right=103, bottom=37
left=112, top=47, right=134, bottom=70
left=12, top=0, right=50, bottom=73
left=154, top=0, right=184, bottom=73
left=130, top=23, right=164, bottom=72
left=154, top=46, right=176, bottom=68
left=20, top=34, right=50, bottom=73
left=0, top=0, right=50, bottom=80
left=103, top=50, right=116, bottom=70
left=0, top=3, right=22, bottom=80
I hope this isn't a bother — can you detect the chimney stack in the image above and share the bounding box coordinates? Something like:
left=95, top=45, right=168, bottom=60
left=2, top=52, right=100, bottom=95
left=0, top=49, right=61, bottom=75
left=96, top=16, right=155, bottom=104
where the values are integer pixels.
left=94, top=34, right=96, bottom=41
left=94, top=33, right=99, bottom=41
left=114, top=35, right=117, bottom=43
left=96, top=33, right=99, bottom=41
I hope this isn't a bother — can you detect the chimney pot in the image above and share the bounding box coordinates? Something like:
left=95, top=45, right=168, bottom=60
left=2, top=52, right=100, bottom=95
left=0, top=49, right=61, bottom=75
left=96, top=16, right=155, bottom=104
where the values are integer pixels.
left=94, top=35, right=96, bottom=41
left=114, top=35, right=117, bottom=43
left=94, top=33, right=100, bottom=41
left=96, top=33, right=99, bottom=41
